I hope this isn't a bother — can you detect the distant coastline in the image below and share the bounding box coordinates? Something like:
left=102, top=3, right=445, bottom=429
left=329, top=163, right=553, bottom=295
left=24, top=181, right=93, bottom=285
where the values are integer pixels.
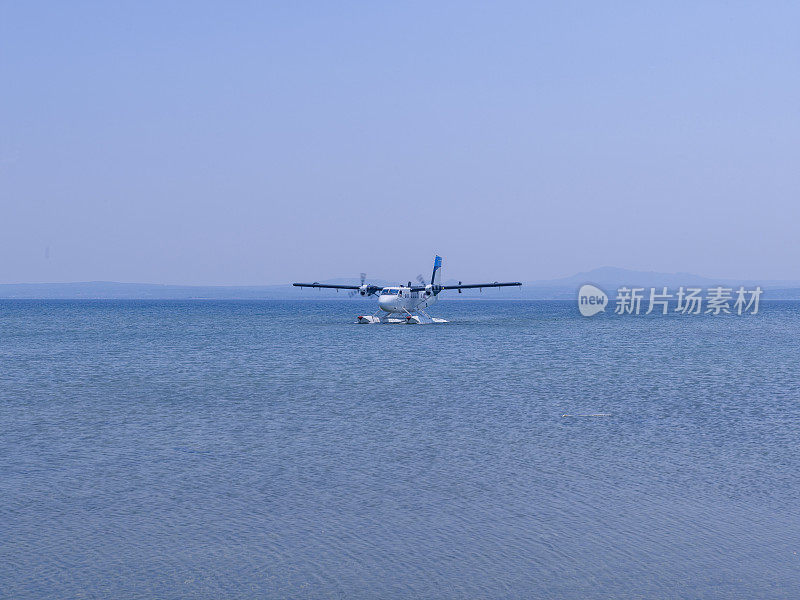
left=3, top=268, right=799, bottom=300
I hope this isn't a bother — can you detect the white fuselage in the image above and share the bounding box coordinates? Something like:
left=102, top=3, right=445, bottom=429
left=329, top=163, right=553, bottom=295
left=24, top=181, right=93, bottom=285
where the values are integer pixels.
left=377, top=286, right=438, bottom=313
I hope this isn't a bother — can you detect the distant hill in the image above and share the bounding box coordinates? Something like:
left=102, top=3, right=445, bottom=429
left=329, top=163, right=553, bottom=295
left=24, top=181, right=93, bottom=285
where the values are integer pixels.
left=0, top=282, right=283, bottom=299
left=1, top=269, right=799, bottom=299
left=0, top=279, right=393, bottom=300
left=520, top=267, right=800, bottom=300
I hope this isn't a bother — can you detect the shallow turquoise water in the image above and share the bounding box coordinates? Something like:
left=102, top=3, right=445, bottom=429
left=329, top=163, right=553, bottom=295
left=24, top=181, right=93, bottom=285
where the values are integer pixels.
left=2, top=300, right=799, bottom=598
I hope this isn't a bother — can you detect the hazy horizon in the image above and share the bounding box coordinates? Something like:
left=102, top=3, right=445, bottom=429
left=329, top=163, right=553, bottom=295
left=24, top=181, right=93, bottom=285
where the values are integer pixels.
left=2, top=263, right=799, bottom=289
left=2, top=2, right=798, bottom=285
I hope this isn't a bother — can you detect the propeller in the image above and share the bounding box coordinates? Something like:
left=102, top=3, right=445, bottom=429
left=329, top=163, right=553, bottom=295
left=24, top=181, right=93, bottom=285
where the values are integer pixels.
left=417, top=274, right=435, bottom=296
left=348, top=273, right=369, bottom=297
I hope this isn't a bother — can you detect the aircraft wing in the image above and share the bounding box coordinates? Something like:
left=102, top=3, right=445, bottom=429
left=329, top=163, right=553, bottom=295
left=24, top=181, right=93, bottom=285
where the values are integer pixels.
left=441, top=282, right=522, bottom=290
left=293, top=282, right=383, bottom=295
left=293, top=282, right=359, bottom=290
left=408, top=281, right=522, bottom=292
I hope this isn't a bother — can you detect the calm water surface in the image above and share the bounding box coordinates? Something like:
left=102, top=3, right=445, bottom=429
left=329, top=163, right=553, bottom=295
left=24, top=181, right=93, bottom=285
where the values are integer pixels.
left=2, top=300, right=799, bottom=598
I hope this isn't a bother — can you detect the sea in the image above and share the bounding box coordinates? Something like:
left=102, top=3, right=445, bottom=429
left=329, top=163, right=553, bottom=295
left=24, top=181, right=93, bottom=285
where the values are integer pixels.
left=2, top=299, right=799, bottom=599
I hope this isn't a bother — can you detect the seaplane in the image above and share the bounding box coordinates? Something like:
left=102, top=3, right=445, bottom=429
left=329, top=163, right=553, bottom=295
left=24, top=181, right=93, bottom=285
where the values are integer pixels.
left=294, top=255, right=522, bottom=323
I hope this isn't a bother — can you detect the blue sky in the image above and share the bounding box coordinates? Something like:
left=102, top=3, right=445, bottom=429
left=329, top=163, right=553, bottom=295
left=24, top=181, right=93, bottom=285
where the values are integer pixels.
left=1, top=2, right=798, bottom=284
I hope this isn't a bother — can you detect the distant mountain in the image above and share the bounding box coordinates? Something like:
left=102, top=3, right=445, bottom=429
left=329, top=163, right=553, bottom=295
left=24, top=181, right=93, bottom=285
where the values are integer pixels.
left=0, top=281, right=282, bottom=299
left=0, top=278, right=394, bottom=300
left=1, top=269, right=799, bottom=299
left=532, top=266, right=719, bottom=288
left=520, top=267, right=800, bottom=300
left=518, top=267, right=800, bottom=300
left=530, top=266, right=797, bottom=288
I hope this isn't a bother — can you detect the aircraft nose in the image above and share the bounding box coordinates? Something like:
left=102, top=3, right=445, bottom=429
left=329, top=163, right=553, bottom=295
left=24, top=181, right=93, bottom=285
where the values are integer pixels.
left=378, top=295, right=393, bottom=312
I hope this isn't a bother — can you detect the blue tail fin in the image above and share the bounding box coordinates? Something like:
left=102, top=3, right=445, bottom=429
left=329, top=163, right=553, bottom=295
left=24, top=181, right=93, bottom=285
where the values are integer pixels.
left=431, top=255, right=442, bottom=287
